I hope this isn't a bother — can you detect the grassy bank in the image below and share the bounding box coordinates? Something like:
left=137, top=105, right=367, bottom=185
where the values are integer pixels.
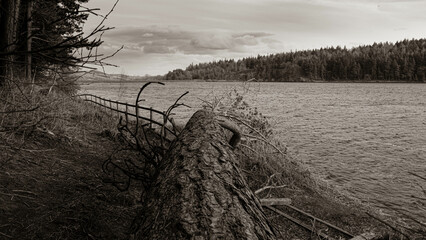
left=0, top=87, right=423, bottom=239
left=0, top=88, right=136, bottom=239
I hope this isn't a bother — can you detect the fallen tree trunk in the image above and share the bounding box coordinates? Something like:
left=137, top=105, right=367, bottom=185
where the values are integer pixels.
left=132, top=110, right=275, bottom=239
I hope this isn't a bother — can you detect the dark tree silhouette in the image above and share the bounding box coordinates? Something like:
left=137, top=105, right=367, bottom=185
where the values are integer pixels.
left=0, top=0, right=120, bottom=92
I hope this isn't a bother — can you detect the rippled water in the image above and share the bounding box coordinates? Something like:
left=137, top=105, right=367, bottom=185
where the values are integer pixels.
left=81, top=81, right=426, bottom=225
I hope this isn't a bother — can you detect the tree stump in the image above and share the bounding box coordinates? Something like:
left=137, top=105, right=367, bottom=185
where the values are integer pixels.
left=132, top=110, right=275, bottom=239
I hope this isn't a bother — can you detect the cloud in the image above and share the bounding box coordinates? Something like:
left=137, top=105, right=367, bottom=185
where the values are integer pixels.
left=83, top=0, right=426, bottom=75
left=190, top=34, right=232, bottom=51
left=143, top=45, right=177, bottom=54
left=103, top=26, right=280, bottom=55
left=94, top=25, right=285, bottom=75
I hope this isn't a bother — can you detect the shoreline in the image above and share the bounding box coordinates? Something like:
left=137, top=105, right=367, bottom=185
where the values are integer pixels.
left=1, top=92, right=424, bottom=238
left=78, top=79, right=425, bottom=84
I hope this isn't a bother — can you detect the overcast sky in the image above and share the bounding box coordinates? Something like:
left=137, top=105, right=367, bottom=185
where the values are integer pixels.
left=83, top=0, right=426, bottom=76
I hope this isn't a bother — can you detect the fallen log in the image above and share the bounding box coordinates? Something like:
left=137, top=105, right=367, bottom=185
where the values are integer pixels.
left=131, top=110, right=276, bottom=239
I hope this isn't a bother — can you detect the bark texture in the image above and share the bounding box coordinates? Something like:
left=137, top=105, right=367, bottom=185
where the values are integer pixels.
left=0, top=0, right=22, bottom=86
left=133, top=110, right=275, bottom=239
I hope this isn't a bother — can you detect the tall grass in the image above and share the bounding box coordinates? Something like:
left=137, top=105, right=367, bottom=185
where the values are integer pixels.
left=0, top=84, right=118, bottom=148
left=0, top=83, right=136, bottom=240
left=201, top=84, right=316, bottom=194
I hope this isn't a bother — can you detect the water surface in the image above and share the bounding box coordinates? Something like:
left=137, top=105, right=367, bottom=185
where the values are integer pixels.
left=81, top=81, right=426, bottom=225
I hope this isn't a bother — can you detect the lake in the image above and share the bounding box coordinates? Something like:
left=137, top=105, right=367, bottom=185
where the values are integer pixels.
left=80, top=81, right=426, bottom=226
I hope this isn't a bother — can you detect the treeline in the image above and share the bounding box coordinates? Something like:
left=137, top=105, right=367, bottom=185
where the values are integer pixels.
left=164, top=39, right=426, bottom=82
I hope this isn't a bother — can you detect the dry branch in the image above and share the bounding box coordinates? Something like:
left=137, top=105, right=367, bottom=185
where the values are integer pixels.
left=216, top=116, right=241, bottom=147
left=260, top=198, right=292, bottom=206
left=265, top=206, right=335, bottom=240
left=255, top=185, right=288, bottom=195
left=220, top=114, right=287, bottom=154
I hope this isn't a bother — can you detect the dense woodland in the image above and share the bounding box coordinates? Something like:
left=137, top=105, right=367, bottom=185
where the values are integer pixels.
left=165, top=39, right=426, bottom=82
left=0, top=0, right=108, bottom=92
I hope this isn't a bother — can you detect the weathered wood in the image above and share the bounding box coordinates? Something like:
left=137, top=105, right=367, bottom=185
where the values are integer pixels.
left=255, top=185, right=287, bottom=195
left=125, top=104, right=128, bottom=123
left=149, top=107, right=152, bottom=128
left=260, top=198, right=292, bottom=206
left=284, top=203, right=354, bottom=238
left=116, top=102, right=119, bottom=118
left=216, top=116, right=241, bottom=148
left=132, top=110, right=275, bottom=239
left=265, top=205, right=336, bottom=240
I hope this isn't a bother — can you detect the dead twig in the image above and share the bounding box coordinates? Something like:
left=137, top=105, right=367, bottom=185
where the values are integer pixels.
left=221, top=114, right=287, bottom=154
left=244, top=133, right=287, bottom=155
left=0, top=192, right=35, bottom=200
left=12, top=190, right=37, bottom=196
left=0, top=105, right=40, bottom=114
left=103, top=82, right=187, bottom=196
left=285, top=204, right=354, bottom=238
left=239, top=143, right=257, bottom=153
left=255, top=185, right=287, bottom=195
left=265, top=206, right=336, bottom=240
left=0, top=231, right=12, bottom=239
left=161, top=91, right=189, bottom=147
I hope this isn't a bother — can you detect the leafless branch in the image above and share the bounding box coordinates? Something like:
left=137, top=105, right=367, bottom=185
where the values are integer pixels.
left=0, top=105, right=40, bottom=114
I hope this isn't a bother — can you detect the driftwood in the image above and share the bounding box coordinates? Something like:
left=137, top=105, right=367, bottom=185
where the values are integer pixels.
left=131, top=110, right=275, bottom=239
left=216, top=116, right=241, bottom=148
left=264, top=206, right=336, bottom=240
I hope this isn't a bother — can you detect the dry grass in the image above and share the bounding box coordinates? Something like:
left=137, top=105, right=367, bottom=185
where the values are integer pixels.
left=0, top=86, right=139, bottom=239
left=0, top=86, right=119, bottom=147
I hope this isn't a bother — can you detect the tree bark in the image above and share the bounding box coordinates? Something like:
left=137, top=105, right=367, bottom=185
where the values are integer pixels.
left=26, top=0, right=33, bottom=86
left=0, top=0, right=21, bottom=86
left=132, top=110, right=275, bottom=239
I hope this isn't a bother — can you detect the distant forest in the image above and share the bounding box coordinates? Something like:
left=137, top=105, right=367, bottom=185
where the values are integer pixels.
left=164, top=38, right=426, bottom=82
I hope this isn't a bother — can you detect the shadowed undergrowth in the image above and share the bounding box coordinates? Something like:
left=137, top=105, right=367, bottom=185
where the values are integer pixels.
left=0, top=87, right=137, bottom=239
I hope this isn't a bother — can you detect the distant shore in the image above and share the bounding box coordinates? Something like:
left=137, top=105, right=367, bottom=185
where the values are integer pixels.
left=79, top=78, right=425, bottom=84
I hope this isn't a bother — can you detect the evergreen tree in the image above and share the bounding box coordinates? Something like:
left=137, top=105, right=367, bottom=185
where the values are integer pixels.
left=164, top=39, right=426, bottom=83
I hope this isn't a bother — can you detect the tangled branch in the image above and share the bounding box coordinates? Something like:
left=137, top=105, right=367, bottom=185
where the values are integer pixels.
left=102, top=82, right=188, bottom=194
